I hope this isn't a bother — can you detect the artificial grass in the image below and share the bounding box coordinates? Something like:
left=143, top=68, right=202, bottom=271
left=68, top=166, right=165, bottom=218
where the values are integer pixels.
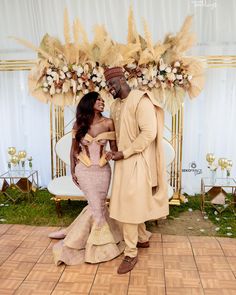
left=0, top=188, right=87, bottom=227
left=0, top=188, right=235, bottom=237
left=168, top=194, right=236, bottom=238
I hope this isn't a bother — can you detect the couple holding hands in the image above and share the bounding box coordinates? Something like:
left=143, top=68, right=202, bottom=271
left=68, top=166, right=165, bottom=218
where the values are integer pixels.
left=49, top=67, right=168, bottom=274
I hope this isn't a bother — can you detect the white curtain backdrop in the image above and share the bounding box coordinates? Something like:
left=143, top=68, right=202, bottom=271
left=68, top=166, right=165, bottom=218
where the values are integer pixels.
left=1, top=0, right=236, bottom=192
left=182, top=67, right=236, bottom=194
left=0, top=71, right=51, bottom=186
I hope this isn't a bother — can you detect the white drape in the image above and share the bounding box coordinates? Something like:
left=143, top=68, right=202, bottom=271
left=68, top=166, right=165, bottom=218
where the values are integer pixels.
left=1, top=0, right=236, bottom=191
left=182, top=67, right=236, bottom=194
left=1, top=0, right=236, bottom=58
left=0, top=71, right=51, bottom=186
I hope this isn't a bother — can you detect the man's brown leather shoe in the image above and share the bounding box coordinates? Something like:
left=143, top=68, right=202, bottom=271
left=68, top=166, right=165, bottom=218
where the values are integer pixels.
left=117, top=256, right=138, bottom=274
left=137, top=241, right=150, bottom=248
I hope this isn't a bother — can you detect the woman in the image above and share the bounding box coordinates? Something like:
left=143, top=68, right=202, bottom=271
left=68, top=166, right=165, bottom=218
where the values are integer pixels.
left=49, top=92, right=124, bottom=265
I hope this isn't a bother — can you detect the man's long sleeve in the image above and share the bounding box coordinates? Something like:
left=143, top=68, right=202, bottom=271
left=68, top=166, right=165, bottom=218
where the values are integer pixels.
left=122, top=97, right=157, bottom=159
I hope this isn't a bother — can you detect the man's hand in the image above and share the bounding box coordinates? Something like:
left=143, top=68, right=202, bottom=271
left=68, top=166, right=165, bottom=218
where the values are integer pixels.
left=105, top=151, right=124, bottom=161
left=105, top=151, right=113, bottom=161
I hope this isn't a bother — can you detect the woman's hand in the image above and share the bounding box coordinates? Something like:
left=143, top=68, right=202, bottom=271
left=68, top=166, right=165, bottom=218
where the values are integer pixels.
left=105, top=151, right=113, bottom=161
left=105, top=151, right=124, bottom=161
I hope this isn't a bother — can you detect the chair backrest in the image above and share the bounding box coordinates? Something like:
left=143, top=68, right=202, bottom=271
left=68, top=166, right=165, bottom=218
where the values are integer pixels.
left=55, top=132, right=72, bottom=165
left=55, top=132, right=175, bottom=167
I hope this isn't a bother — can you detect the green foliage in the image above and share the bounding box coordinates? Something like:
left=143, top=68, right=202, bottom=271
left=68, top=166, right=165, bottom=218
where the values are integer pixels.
left=169, top=194, right=236, bottom=238
left=0, top=188, right=86, bottom=227
left=0, top=190, right=235, bottom=238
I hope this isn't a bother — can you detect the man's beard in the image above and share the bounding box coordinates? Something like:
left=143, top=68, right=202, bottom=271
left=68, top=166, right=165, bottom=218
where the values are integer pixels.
left=113, top=85, right=121, bottom=98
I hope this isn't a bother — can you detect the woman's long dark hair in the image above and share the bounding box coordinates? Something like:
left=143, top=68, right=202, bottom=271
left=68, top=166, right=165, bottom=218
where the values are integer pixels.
left=75, top=92, right=99, bottom=151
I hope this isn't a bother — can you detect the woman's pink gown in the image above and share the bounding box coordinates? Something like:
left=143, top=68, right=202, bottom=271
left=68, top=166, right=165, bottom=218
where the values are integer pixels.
left=52, top=131, right=124, bottom=265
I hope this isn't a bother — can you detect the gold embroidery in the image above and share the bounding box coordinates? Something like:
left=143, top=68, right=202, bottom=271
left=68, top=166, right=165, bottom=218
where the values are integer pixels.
left=87, top=222, right=116, bottom=245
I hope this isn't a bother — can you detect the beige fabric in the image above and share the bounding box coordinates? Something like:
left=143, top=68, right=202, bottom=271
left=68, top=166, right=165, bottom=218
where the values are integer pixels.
left=138, top=223, right=151, bottom=243
left=72, top=131, right=116, bottom=167
left=110, top=89, right=169, bottom=223
left=52, top=206, right=125, bottom=265
left=123, top=223, right=151, bottom=257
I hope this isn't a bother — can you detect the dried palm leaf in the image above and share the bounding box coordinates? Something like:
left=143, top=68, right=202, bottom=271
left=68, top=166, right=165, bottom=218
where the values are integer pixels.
left=143, top=20, right=154, bottom=55
left=138, top=48, right=154, bottom=65
left=73, top=19, right=80, bottom=64
left=10, top=36, right=51, bottom=60
left=163, top=87, right=185, bottom=114
left=127, top=6, right=137, bottom=44
left=63, top=8, right=71, bottom=45
left=39, top=34, right=63, bottom=59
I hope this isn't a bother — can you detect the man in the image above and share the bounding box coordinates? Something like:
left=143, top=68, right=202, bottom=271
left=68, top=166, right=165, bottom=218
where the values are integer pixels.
left=104, top=67, right=169, bottom=274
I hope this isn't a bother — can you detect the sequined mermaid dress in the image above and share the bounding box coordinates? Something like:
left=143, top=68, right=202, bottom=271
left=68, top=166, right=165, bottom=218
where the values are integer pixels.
left=52, top=131, right=125, bottom=265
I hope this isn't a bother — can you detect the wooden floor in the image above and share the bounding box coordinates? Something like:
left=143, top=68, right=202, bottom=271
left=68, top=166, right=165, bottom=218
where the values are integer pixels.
left=0, top=224, right=236, bottom=295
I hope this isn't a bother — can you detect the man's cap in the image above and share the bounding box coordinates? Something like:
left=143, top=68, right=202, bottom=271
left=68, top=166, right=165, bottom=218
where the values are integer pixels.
left=104, top=67, right=125, bottom=81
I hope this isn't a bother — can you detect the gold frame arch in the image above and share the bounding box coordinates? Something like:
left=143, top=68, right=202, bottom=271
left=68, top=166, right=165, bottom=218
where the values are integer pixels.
left=1, top=56, right=236, bottom=202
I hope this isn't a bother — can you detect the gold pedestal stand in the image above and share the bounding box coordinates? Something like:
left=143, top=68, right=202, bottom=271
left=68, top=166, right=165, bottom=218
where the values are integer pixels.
left=50, top=104, right=66, bottom=179
left=169, top=104, right=187, bottom=205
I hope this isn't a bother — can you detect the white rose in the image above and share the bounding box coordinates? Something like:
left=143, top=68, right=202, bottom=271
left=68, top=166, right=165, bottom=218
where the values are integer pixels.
left=165, top=67, right=171, bottom=73
left=153, top=69, right=158, bottom=76
left=176, top=74, right=183, bottom=80
left=47, top=76, right=53, bottom=82
left=127, top=63, right=136, bottom=69
left=188, top=75, right=193, bottom=81
left=66, top=72, right=72, bottom=78
left=77, top=85, right=82, bottom=90
left=43, top=87, right=48, bottom=92
left=167, top=73, right=176, bottom=81
left=62, top=66, right=69, bottom=73
left=46, top=68, right=52, bottom=75
left=96, top=77, right=102, bottom=83
left=92, top=77, right=97, bottom=82
left=95, top=86, right=100, bottom=92
left=157, top=75, right=164, bottom=81
left=53, top=73, right=59, bottom=82
left=85, top=81, right=90, bottom=86
left=48, top=80, right=53, bottom=86
left=174, top=61, right=180, bottom=67
left=142, top=79, right=148, bottom=85
left=72, top=65, right=78, bottom=71
left=43, top=82, right=48, bottom=87
left=77, top=66, right=83, bottom=74
left=50, top=71, right=57, bottom=77
left=124, top=72, right=129, bottom=79
left=159, top=64, right=166, bottom=71
left=84, top=89, right=89, bottom=94
left=100, top=81, right=106, bottom=87
left=172, top=68, right=177, bottom=73
left=78, top=78, right=83, bottom=83
left=60, top=73, right=66, bottom=80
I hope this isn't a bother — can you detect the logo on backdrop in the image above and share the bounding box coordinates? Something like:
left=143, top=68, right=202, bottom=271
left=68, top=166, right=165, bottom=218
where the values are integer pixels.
left=191, top=0, right=217, bottom=9
left=182, top=161, right=202, bottom=176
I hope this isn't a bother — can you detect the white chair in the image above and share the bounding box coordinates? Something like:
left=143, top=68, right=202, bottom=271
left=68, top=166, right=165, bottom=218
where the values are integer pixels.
left=48, top=132, right=175, bottom=216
